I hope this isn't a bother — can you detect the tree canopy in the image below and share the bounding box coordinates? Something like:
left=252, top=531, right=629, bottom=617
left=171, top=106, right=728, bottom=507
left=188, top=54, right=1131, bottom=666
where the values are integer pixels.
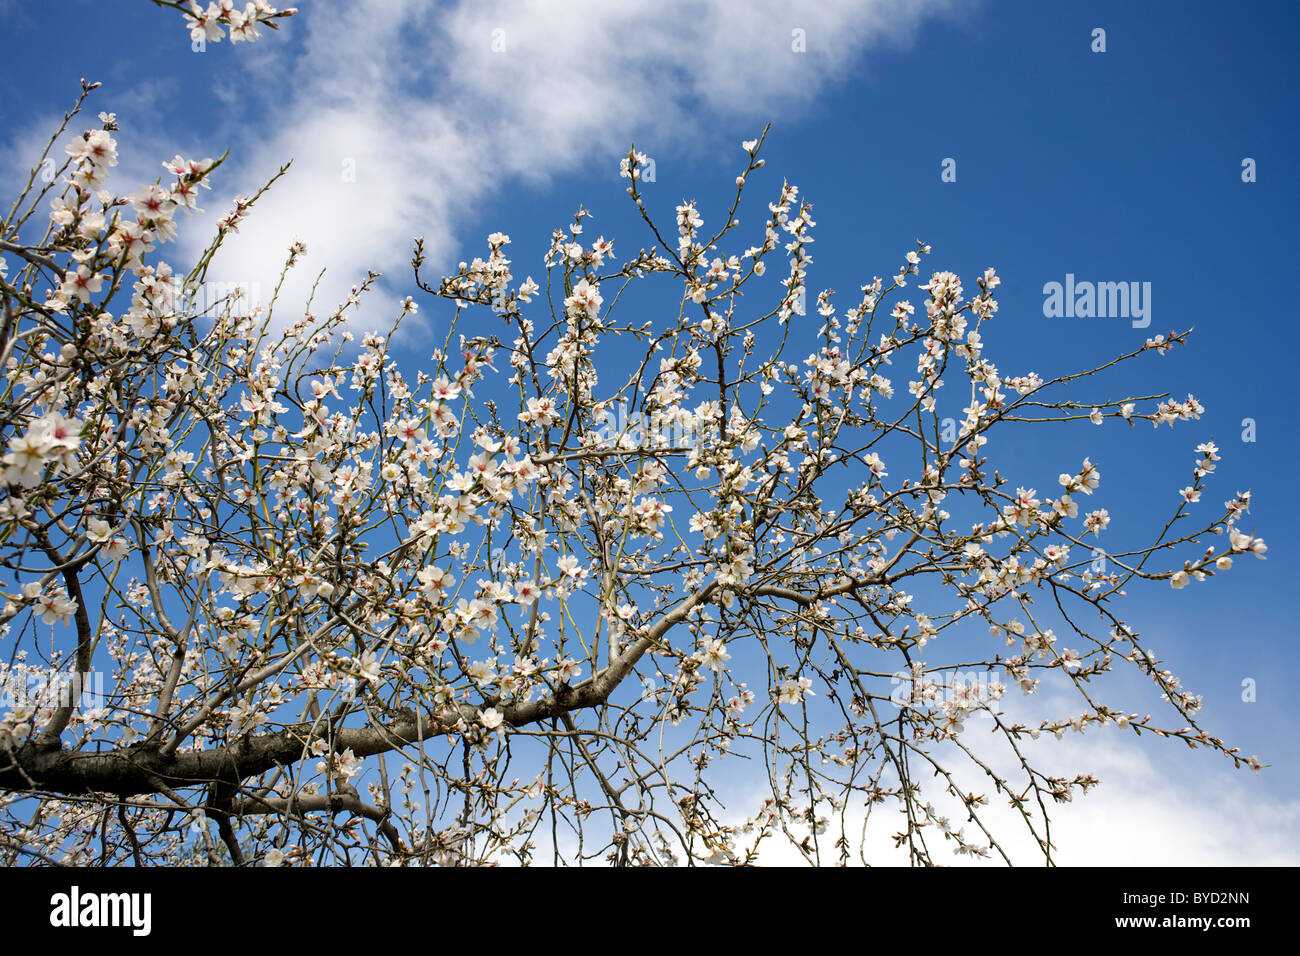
left=0, top=2, right=1267, bottom=867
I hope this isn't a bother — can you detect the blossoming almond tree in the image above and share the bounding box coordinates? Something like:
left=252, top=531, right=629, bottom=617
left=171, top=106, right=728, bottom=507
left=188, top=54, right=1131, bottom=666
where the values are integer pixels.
left=0, top=4, right=1268, bottom=866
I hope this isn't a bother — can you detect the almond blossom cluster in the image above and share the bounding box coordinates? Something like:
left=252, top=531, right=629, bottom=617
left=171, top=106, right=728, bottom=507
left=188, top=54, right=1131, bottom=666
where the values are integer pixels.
left=177, top=0, right=296, bottom=45
left=2, top=411, right=84, bottom=487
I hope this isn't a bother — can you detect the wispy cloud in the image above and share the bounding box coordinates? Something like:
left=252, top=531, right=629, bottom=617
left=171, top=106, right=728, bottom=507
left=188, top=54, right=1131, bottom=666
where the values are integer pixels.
left=156, top=0, right=965, bottom=335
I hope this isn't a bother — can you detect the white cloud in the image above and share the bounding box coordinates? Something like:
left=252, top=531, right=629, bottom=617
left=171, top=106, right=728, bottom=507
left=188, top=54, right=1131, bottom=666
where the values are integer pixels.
left=157, top=0, right=964, bottom=338
left=732, top=729, right=1298, bottom=867
left=1035, top=738, right=1299, bottom=866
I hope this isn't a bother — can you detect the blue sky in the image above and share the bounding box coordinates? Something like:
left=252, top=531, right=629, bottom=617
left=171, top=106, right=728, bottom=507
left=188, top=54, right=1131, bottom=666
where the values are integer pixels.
left=2, top=0, right=1297, bottom=863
